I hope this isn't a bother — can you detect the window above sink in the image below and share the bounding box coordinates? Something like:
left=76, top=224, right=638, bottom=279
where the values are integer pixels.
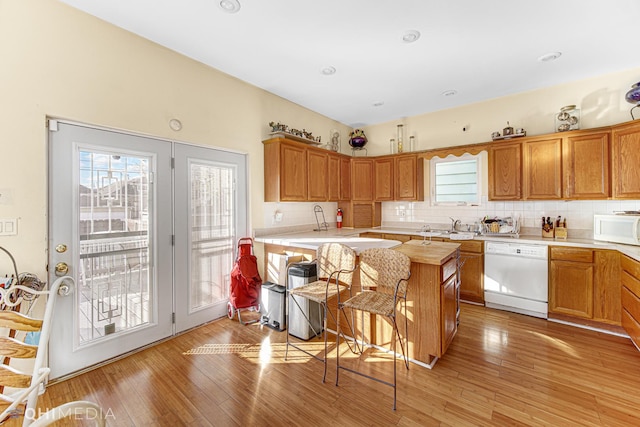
left=430, top=152, right=483, bottom=206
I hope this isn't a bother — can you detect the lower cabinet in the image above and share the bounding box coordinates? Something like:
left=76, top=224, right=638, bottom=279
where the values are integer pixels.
left=621, top=255, right=640, bottom=350
left=458, top=241, right=484, bottom=304
left=549, top=246, right=620, bottom=326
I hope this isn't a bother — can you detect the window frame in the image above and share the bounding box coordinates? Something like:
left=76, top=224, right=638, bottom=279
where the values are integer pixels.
left=429, top=153, right=482, bottom=206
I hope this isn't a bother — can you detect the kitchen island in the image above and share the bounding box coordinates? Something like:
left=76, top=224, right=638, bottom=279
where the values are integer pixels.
left=257, top=231, right=461, bottom=367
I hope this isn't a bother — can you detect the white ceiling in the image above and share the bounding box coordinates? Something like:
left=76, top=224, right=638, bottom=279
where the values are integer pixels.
left=58, top=0, right=640, bottom=127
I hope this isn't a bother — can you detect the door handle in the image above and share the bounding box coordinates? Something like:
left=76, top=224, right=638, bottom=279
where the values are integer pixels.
left=55, top=262, right=69, bottom=276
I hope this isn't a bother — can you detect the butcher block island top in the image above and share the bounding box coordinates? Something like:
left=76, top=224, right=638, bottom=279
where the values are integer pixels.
left=395, top=239, right=461, bottom=265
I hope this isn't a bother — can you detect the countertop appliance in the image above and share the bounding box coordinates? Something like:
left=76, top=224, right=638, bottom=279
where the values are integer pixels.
left=594, top=213, right=640, bottom=246
left=484, top=241, right=548, bottom=319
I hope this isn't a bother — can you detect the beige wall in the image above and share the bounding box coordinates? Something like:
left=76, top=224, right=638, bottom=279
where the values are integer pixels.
left=0, top=0, right=350, bottom=276
left=363, top=68, right=640, bottom=156
left=1, top=0, right=639, bottom=278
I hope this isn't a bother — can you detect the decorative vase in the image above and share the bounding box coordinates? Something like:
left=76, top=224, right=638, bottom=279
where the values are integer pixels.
left=349, top=136, right=367, bottom=148
left=626, top=82, right=640, bottom=104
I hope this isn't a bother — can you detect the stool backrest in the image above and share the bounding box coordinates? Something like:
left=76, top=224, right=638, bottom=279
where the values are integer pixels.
left=359, top=248, right=411, bottom=296
left=316, top=243, right=356, bottom=285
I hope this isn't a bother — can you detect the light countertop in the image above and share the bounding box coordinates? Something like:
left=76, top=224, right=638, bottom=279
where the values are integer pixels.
left=255, top=226, right=640, bottom=262
left=255, top=230, right=401, bottom=255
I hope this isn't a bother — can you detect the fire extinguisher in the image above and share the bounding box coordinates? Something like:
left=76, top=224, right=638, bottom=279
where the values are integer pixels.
left=337, top=208, right=343, bottom=229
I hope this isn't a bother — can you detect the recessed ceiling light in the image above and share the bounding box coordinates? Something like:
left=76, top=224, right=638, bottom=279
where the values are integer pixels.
left=402, top=30, right=421, bottom=43
left=321, top=66, right=336, bottom=76
left=219, top=0, right=240, bottom=13
left=538, top=52, right=562, bottom=62
left=373, top=101, right=384, bottom=107
left=442, top=90, right=457, bottom=97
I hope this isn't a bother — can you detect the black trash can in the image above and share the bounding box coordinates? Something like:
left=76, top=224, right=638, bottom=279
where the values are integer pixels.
left=287, top=263, right=321, bottom=340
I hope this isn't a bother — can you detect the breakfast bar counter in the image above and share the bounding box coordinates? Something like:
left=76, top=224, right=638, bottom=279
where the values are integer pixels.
left=259, top=231, right=461, bottom=368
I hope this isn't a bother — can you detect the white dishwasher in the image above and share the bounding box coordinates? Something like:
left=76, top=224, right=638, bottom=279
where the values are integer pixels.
left=484, top=241, right=549, bottom=319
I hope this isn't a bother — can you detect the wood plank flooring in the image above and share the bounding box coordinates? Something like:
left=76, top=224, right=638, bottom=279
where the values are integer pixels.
left=34, top=304, right=640, bottom=426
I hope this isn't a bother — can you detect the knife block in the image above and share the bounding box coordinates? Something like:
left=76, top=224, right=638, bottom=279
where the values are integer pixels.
left=554, top=227, right=567, bottom=240
left=542, top=228, right=554, bottom=238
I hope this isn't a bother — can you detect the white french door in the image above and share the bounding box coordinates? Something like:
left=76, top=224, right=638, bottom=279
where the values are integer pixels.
left=48, top=121, right=248, bottom=379
left=173, top=143, right=247, bottom=332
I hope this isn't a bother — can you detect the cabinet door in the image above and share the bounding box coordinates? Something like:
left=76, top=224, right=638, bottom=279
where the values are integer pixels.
left=328, top=153, right=340, bottom=201
left=352, top=158, right=374, bottom=201
left=621, top=255, right=640, bottom=349
left=524, top=137, right=562, bottom=199
left=441, top=273, right=458, bottom=355
left=488, top=142, right=522, bottom=200
left=549, top=260, right=594, bottom=318
left=339, top=156, right=351, bottom=200
left=459, top=251, right=484, bottom=304
left=612, top=121, right=640, bottom=199
left=280, top=143, right=307, bottom=201
left=563, top=131, right=610, bottom=199
left=374, top=157, right=394, bottom=201
left=593, top=250, right=621, bottom=324
left=307, top=150, right=328, bottom=201
left=395, top=154, right=424, bottom=201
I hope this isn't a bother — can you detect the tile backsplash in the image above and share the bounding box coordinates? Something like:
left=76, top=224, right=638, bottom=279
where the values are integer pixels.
left=260, top=199, right=640, bottom=238
left=382, top=198, right=640, bottom=238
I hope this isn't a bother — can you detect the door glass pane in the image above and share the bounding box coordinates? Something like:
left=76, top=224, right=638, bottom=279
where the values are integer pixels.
left=189, top=162, right=234, bottom=312
left=78, top=150, right=152, bottom=345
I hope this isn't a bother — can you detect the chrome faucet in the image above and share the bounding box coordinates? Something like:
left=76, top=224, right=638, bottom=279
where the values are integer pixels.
left=449, top=217, right=461, bottom=232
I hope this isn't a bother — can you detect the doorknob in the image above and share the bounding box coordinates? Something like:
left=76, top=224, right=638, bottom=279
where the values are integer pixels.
left=55, top=262, right=69, bottom=276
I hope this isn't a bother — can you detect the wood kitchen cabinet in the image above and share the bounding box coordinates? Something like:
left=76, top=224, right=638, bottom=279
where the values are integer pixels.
left=563, top=130, right=610, bottom=199
left=264, top=136, right=350, bottom=202
left=339, top=156, right=351, bottom=200
left=328, top=153, right=340, bottom=201
left=523, top=136, right=563, bottom=199
left=488, top=142, right=522, bottom=200
left=374, top=154, right=424, bottom=202
left=374, top=156, right=394, bottom=201
left=549, top=247, right=594, bottom=318
left=488, top=127, right=611, bottom=201
left=549, top=246, right=621, bottom=326
left=395, top=154, right=424, bottom=201
left=351, top=158, right=374, bottom=201
left=307, top=149, right=328, bottom=201
left=457, top=240, right=484, bottom=304
left=263, top=137, right=307, bottom=201
left=621, top=255, right=640, bottom=350
left=612, top=120, right=640, bottom=199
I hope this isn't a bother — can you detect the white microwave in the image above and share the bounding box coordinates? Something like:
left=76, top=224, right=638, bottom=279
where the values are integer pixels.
left=593, top=214, right=640, bottom=246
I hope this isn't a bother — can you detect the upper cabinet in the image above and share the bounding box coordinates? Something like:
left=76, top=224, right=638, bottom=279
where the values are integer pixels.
left=264, top=138, right=307, bottom=201
left=563, top=130, right=610, bottom=199
left=374, top=156, right=394, bottom=201
left=374, top=153, right=424, bottom=202
left=351, top=158, right=375, bottom=201
left=339, top=156, right=351, bottom=200
left=488, top=142, right=522, bottom=200
left=488, top=126, right=613, bottom=201
left=523, top=136, right=563, bottom=200
left=307, top=149, right=329, bottom=201
left=264, top=137, right=349, bottom=202
left=396, top=154, right=424, bottom=201
left=327, top=153, right=341, bottom=202
left=612, top=120, right=640, bottom=199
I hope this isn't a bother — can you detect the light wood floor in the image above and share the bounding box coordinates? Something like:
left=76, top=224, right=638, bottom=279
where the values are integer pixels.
left=34, top=303, right=640, bottom=426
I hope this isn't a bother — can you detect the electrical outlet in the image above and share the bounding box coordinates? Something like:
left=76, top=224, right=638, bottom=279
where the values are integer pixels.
left=398, top=209, right=406, bottom=217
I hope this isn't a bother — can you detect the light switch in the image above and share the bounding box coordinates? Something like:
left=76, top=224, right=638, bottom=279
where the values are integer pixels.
left=0, top=219, right=17, bottom=236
